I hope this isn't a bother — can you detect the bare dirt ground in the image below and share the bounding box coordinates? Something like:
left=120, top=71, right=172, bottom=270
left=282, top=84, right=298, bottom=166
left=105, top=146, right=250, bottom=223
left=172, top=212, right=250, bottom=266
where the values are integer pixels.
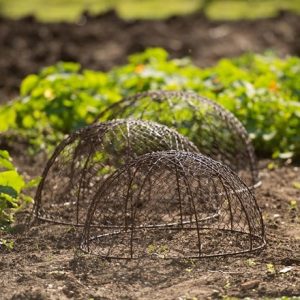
left=0, top=10, right=300, bottom=300
left=0, top=159, right=299, bottom=300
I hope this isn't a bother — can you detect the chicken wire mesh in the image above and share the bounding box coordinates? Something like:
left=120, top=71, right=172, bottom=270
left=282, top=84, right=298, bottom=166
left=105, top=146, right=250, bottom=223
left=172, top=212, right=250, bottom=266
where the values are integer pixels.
left=33, top=119, right=199, bottom=226
left=81, top=151, right=265, bottom=259
left=96, top=90, right=259, bottom=188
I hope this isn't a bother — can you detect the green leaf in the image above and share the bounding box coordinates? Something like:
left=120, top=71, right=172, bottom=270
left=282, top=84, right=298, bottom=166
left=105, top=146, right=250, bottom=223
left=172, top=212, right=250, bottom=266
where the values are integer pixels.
left=292, top=182, right=300, bottom=190
left=0, top=150, right=33, bottom=225
left=0, top=170, right=25, bottom=194
left=0, top=150, right=10, bottom=160
left=22, top=114, right=36, bottom=128
left=0, top=186, right=18, bottom=199
left=24, top=176, right=41, bottom=189
left=0, top=105, right=16, bottom=132
left=266, top=263, right=276, bottom=274
left=20, top=194, right=34, bottom=204
left=0, top=239, right=14, bottom=250
left=0, top=151, right=14, bottom=171
left=20, top=74, right=39, bottom=96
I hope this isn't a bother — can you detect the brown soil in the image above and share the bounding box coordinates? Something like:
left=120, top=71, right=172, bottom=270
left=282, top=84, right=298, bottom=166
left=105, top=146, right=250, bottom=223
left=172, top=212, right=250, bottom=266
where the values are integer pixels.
left=1, top=10, right=300, bottom=103
left=0, top=160, right=299, bottom=299
left=0, top=10, right=300, bottom=300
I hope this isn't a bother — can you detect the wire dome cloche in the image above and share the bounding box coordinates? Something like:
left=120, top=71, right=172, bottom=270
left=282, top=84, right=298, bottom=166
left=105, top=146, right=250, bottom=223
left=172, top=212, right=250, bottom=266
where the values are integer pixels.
left=33, top=119, right=199, bottom=226
left=95, top=90, right=259, bottom=188
left=81, top=151, right=266, bottom=259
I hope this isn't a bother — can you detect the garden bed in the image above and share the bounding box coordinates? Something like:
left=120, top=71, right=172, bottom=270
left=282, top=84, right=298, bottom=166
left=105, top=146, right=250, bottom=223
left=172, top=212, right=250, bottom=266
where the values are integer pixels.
left=0, top=10, right=300, bottom=300
left=0, top=158, right=299, bottom=299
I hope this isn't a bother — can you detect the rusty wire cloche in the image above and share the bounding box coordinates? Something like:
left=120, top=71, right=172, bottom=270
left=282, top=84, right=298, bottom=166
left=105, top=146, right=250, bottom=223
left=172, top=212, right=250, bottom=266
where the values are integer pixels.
left=81, top=151, right=266, bottom=259
left=96, top=90, right=259, bottom=187
left=33, top=119, right=198, bottom=226
left=32, top=91, right=266, bottom=260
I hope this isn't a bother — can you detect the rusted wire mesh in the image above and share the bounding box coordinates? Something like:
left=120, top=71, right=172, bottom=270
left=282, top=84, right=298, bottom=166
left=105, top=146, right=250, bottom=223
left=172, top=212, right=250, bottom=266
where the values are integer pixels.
left=81, top=151, right=265, bottom=259
left=96, top=91, right=259, bottom=187
left=33, top=119, right=198, bottom=226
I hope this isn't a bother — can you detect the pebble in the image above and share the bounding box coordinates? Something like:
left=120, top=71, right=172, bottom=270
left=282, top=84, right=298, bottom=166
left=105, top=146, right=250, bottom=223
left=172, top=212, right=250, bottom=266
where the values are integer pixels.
left=241, top=279, right=260, bottom=290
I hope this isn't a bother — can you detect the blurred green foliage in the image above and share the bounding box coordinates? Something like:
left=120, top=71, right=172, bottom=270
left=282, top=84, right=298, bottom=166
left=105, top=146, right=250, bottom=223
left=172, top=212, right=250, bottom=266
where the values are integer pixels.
left=0, top=48, right=299, bottom=159
left=0, top=0, right=299, bottom=21
left=205, top=0, right=300, bottom=20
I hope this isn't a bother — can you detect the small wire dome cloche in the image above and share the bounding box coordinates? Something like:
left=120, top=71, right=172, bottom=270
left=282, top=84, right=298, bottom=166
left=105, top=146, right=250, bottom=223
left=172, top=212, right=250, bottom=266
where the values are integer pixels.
left=81, top=151, right=266, bottom=259
left=96, top=90, right=259, bottom=188
left=33, top=119, right=198, bottom=226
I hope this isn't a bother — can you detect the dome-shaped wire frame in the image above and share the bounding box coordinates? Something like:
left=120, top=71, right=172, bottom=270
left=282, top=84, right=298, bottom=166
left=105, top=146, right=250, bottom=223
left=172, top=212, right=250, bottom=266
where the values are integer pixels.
left=81, top=151, right=266, bottom=259
left=33, top=119, right=199, bottom=226
left=95, top=91, right=259, bottom=188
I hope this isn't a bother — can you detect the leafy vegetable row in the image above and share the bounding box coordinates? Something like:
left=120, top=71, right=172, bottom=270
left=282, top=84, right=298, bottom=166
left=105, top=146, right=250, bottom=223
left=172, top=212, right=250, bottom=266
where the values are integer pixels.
left=0, top=48, right=299, bottom=159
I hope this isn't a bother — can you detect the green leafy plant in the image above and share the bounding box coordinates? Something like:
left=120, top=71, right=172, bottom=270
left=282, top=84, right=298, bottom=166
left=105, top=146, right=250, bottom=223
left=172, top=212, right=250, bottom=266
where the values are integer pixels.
left=0, top=48, right=299, bottom=159
left=146, top=243, right=169, bottom=258
left=0, top=238, right=14, bottom=250
left=289, top=199, right=298, bottom=211
left=292, top=182, right=300, bottom=189
left=0, top=62, right=121, bottom=153
left=266, top=262, right=276, bottom=274
left=110, top=48, right=300, bottom=159
left=0, top=150, right=38, bottom=225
